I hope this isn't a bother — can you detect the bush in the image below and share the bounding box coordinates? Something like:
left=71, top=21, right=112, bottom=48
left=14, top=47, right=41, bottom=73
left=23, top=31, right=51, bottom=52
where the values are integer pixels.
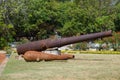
left=61, top=50, right=120, bottom=54
left=0, top=24, right=14, bottom=49
left=74, top=42, right=87, bottom=50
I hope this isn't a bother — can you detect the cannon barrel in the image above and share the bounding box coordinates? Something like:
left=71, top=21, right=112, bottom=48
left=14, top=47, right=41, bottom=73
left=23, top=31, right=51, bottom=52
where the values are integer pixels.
left=17, top=30, right=112, bottom=55
left=22, top=51, right=74, bottom=61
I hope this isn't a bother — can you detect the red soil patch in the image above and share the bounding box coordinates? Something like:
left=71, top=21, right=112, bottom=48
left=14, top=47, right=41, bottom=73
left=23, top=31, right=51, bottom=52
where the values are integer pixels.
left=0, top=54, right=6, bottom=64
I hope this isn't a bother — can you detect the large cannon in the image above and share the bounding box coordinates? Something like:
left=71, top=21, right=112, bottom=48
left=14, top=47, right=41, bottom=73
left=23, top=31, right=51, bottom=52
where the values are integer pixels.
left=17, top=30, right=112, bottom=61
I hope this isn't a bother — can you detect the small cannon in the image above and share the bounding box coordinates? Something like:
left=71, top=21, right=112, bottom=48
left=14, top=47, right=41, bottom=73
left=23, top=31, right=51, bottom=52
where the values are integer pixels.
left=17, top=30, right=112, bottom=61
left=22, top=51, right=74, bottom=61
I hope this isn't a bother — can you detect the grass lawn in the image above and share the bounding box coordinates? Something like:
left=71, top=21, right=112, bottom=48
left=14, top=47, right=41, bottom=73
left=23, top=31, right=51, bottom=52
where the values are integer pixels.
left=0, top=52, right=120, bottom=80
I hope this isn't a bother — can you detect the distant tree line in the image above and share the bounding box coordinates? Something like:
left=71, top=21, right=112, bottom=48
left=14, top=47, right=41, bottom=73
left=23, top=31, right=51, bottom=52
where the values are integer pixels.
left=0, top=0, right=120, bottom=49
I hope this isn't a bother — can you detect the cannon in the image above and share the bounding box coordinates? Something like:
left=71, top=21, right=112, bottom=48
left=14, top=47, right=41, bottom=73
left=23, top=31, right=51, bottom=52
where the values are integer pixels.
left=22, top=51, right=74, bottom=61
left=16, top=30, right=112, bottom=61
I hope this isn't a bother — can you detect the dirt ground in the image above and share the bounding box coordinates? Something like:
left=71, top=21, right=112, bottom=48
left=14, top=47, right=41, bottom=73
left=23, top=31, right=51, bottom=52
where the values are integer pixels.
left=0, top=54, right=6, bottom=64
left=0, top=53, right=8, bottom=76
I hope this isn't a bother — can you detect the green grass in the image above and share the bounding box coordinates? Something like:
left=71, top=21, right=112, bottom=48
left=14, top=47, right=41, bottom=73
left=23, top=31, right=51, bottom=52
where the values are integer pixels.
left=1, top=53, right=120, bottom=80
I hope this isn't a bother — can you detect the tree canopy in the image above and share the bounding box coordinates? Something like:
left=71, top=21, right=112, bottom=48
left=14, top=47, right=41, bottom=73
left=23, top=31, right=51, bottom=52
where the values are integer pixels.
left=0, top=0, right=120, bottom=49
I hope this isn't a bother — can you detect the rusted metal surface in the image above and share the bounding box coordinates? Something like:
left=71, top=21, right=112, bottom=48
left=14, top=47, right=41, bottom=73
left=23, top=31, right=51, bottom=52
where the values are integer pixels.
left=17, top=30, right=112, bottom=55
left=22, top=51, right=74, bottom=61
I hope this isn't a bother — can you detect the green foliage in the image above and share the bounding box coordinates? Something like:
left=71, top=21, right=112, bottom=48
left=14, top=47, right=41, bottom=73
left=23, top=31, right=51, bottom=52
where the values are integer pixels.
left=74, top=42, right=88, bottom=50
left=0, top=23, right=14, bottom=49
left=4, top=46, right=13, bottom=54
left=81, top=50, right=120, bottom=54
left=0, top=0, right=120, bottom=49
left=95, top=16, right=115, bottom=31
left=62, top=50, right=120, bottom=54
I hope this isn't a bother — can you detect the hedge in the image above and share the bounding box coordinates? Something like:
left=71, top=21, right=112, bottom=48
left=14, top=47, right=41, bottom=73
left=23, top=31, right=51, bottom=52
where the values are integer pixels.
left=61, top=50, right=120, bottom=54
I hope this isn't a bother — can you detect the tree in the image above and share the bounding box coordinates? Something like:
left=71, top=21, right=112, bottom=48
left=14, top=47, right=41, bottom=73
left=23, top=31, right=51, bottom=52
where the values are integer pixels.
left=0, top=0, right=15, bottom=49
left=0, top=0, right=119, bottom=49
left=114, top=3, right=120, bottom=31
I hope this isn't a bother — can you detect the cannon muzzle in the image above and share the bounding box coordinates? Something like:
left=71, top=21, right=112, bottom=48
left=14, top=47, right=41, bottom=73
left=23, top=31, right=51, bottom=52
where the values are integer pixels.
left=17, top=30, right=112, bottom=55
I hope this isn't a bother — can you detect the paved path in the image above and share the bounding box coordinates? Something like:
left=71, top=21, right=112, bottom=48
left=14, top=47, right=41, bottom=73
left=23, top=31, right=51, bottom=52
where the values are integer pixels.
left=0, top=58, right=9, bottom=76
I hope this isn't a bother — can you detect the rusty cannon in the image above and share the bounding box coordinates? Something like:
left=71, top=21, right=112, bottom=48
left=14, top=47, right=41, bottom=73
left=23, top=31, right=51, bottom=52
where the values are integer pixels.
left=16, top=30, right=112, bottom=61
left=22, top=51, right=74, bottom=61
